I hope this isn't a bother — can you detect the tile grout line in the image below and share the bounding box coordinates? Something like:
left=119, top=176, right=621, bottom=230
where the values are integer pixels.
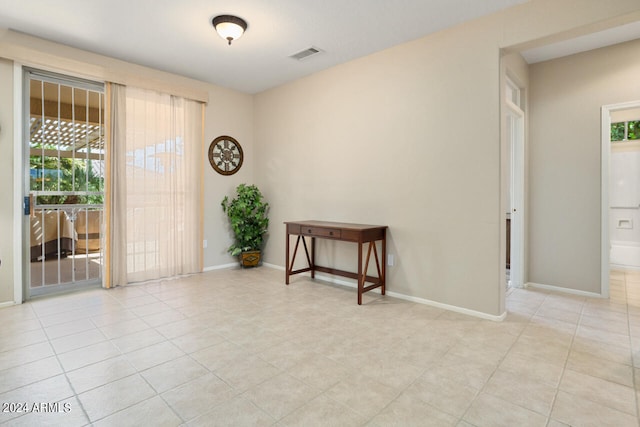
left=35, top=299, right=93, bottom=425
left=69, top=286, right=177, bottom=425
left=3, top=270, right=640, bottom=425
left=58, top=289, right=136, bottom=425
left=623, top=272, right=640, bottom=425
left=62, top=290, right=130, bottom=425
left=542, top=291, right=586, bottom=427
left=102, top=286, right=188, bottom=425
left=459, top=289, right=561, bottom=426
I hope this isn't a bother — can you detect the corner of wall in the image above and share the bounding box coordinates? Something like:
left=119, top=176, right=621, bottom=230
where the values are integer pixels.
left=0, top=58, right=16, bottom=304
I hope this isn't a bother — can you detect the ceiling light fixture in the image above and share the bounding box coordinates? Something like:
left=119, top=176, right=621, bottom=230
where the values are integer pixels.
left=212, top=15, right=247, bottom=45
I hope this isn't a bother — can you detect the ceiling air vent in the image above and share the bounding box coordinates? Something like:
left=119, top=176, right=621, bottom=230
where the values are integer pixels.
left=290, top=47, right=322, bottom=61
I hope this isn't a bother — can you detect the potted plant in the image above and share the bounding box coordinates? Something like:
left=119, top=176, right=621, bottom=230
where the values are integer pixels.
left=221, top=184, right=269, bottom=267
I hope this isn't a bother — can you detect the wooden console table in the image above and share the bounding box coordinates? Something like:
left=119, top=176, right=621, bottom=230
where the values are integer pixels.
left=284, top=220, right=388, bottom=305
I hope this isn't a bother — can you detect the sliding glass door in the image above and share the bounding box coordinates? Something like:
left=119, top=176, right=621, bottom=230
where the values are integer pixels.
left=25, top=69, right=105, bottom=297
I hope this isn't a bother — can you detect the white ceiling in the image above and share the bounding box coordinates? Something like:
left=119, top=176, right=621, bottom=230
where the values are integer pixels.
left=521, top=20, right=640, bottom=64
left=0, top=0, right=529, bottom=93
left=0, top=0, right=638, bottom=94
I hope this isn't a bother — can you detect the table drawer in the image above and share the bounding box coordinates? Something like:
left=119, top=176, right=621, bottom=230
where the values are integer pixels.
left=301, top=226, right=341, bottom=239
left=287, top=223, right=301, bottom=234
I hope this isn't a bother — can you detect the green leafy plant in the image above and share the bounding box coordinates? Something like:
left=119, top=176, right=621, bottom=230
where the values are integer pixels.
left=221, top=184, right=269, bottom=257
left=30, top=145, right=104, bottom=205
left=611, top=121, right=640, bottom=142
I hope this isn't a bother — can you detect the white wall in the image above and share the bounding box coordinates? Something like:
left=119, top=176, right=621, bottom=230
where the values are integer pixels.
left=610, top=146, right=640, bottom=269
left=501, top=51, right=530, bottom=295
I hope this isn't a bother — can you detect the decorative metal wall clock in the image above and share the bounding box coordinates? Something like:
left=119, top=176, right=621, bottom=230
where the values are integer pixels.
left=208, top=135, right=243, bottom=175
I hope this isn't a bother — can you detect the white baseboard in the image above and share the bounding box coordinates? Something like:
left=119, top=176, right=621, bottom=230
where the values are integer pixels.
left=262, top=264, right=506, bottom=322
left=203, top=263, right=239, bottom=272
left=0, top=301, right=17, bottom=309
left=610, top=264, right=640, bottom=272
left=262, top=262, right=284, bottom=271
left=385, top=290, right=507, bottom=322
left=525, top=282, right=603, bottom=298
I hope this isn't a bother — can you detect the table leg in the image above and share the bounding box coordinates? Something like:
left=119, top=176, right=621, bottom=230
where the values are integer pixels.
left=381, top=231, right=386, bottom=295
left=311, top=237, right=315, bottom=279
left=285, top=232, right=290, bottom=285
left=358, top=241, right=363, bottom=305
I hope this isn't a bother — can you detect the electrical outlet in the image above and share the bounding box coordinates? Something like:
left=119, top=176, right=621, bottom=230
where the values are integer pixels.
left=203, top=239, right=208, bottom=249
left=387, top=254, right=394, bottom=266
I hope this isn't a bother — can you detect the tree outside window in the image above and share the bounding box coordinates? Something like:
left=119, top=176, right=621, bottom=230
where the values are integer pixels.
left=611, top=121, right=640, bottom=142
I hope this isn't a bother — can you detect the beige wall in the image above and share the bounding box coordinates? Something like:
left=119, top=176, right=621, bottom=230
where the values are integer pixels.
left=528, top=38, right=640, bottom=293
left=254, top=0, right=640, bottom=316
left=203, top=86, right=254, bottom=268
left=255, top=21, right=504, bottom=316
left=0, top=58, right=14, bottom=303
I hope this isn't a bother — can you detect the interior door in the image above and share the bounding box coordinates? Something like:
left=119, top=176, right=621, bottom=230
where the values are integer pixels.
left=507, top=103, right=524, bottom=288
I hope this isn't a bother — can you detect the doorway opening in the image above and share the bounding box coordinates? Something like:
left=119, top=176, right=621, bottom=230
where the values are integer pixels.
left=505, top=77, right=525, bottom=290
left=601, top=101, right=640, bottom=297
left=24, top=69, right=105, bottom=298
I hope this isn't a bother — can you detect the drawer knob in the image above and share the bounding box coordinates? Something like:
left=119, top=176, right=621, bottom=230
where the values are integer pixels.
left=329, top=231, right=333, bottom=235
left=308, top=229, right=312, bottom=233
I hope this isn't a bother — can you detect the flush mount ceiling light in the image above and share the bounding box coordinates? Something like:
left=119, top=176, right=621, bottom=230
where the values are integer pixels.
left=212, top=15, right=247, bottom=45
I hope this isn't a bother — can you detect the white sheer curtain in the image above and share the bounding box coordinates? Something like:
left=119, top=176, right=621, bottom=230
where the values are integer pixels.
left=109, top=83, right=203, bottom=286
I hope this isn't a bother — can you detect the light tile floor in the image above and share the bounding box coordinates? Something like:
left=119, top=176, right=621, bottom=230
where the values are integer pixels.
left=1, top=267, right=639, bottom=426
